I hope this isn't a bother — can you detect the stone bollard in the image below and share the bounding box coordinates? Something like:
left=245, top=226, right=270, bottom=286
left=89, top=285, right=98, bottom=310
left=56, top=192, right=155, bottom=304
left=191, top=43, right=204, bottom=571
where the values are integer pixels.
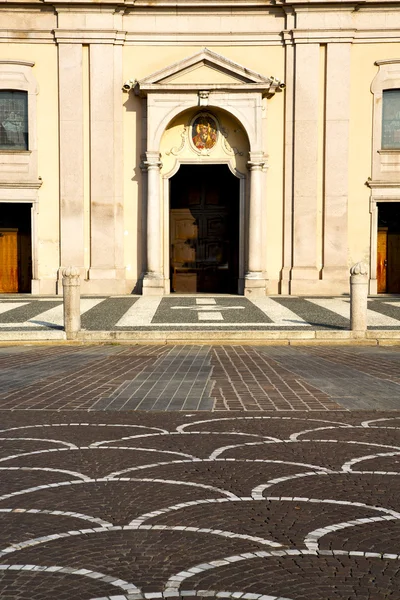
left=62, top=266, right=81, bottom=340
left=350, top=262, right=369, bottom=336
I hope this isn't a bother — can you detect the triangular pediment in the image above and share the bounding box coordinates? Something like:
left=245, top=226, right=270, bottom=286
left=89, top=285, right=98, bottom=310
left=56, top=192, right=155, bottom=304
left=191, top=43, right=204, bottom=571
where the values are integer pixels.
left=160, top=63, right=253, bottom=85
left=136, top=48, right=284, bottom=95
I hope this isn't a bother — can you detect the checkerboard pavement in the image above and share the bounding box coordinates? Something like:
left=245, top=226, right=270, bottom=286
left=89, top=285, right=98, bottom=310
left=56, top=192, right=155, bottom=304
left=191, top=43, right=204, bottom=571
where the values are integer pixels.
left=1, top=295, right=400, bottom=331
left=0, top=344, right=400, bottom=599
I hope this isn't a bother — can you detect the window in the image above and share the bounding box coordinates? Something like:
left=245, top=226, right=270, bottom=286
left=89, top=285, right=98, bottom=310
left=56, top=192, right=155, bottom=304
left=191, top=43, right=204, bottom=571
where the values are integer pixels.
left=0, top=90, right=28, bottom=150
left=382, top=89, right=400, bottom=149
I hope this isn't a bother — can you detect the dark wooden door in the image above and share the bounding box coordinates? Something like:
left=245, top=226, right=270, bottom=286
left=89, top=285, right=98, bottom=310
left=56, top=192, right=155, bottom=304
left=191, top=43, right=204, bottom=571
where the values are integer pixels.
left=387, top=232, right=400, bottom=293
left=170, top=166, right=239, bottom=293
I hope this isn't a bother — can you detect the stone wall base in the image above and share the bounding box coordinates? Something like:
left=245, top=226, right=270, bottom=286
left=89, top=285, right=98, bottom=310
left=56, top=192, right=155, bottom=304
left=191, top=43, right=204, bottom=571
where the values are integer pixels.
left=289, top=278, right=349, bottom=296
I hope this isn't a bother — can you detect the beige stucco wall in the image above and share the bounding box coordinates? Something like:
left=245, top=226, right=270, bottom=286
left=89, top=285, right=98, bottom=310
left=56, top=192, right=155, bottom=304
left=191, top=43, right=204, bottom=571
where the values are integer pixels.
left=348, top=43, right=400, bottom=267
left=0, top=43, right=59, bottom=291
left=1, top=1, right=400, bottom=296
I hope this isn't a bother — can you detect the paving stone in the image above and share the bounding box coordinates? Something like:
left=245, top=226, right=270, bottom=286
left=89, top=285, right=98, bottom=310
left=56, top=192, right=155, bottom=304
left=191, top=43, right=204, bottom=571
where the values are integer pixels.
left=0, top=347, right=400, bottom=598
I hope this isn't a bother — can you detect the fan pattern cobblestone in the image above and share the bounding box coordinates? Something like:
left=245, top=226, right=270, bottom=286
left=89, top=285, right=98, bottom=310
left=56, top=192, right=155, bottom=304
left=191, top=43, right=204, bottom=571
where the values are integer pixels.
left=0, top=412, right=399, bottom=599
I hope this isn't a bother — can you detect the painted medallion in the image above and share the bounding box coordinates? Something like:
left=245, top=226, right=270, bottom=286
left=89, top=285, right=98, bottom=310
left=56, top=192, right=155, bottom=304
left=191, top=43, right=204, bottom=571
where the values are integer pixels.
left=191, top=114, right=218, bottom=151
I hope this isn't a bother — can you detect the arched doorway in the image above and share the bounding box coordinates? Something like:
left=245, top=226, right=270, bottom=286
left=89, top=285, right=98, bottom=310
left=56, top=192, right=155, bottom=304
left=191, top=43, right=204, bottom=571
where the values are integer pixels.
left=137, top=49, right=282, bottom=297
left=169, top=164, right=240, bottom=293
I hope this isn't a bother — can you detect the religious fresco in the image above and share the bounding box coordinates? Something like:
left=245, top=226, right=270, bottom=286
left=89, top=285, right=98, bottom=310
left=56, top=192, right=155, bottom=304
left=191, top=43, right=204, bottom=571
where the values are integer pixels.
left=191, top=114, right=218, bottom=151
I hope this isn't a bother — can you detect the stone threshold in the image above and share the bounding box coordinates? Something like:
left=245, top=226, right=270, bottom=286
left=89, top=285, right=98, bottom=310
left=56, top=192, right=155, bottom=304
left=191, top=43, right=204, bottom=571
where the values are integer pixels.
left=0, top=329, right=399, bottom=345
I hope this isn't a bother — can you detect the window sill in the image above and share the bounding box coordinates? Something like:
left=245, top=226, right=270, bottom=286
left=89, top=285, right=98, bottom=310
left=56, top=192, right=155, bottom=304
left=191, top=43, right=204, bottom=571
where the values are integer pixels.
left=0, top=150, right=31, bottom=155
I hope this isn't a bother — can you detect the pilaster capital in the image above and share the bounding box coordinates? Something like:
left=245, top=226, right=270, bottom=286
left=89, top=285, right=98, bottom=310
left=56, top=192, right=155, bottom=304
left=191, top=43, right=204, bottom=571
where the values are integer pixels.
left=248, top=152, right=267, bottom=171
left=141, top=152, right=162, bottom=172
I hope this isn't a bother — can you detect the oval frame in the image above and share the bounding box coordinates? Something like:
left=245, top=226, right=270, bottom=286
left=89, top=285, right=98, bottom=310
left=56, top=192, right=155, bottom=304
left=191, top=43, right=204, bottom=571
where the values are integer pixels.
left=190, top=112, right=219, bottom=155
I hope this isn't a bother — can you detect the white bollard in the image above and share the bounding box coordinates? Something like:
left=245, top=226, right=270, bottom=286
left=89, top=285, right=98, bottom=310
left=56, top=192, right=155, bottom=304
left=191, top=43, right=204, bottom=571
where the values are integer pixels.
left=62, top=266, right=81, bottom=339
left=350, top=262, right=368, bottom=336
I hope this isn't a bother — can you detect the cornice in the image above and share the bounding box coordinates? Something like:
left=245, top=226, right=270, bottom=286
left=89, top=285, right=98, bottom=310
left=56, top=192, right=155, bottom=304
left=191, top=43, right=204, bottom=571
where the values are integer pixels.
left=1, top=0, right=398, bottom=7
left=0, top=181, right=42, bottom=189
left=3, top=0, right=400, bottom=11
left=367, top=179, right=400, bottom=188
left=0, top=59, right=34, bottom=66
left=54, top=29, right=126, bottom=44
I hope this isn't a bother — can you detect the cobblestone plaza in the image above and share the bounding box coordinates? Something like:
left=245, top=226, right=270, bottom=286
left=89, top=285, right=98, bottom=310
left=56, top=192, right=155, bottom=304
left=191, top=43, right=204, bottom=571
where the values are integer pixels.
left=0, top=344, right=399, bottom=599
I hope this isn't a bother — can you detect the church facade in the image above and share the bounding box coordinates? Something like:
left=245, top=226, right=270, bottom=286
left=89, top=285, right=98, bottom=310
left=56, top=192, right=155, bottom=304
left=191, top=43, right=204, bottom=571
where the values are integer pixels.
left=0, top=0, right=400, bottom=296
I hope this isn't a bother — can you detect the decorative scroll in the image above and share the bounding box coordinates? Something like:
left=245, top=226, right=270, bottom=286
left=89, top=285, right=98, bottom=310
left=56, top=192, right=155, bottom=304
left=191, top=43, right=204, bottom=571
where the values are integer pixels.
left=220, top=126, right=244, bottom=157
left=166, top=126, right=187, bottom=156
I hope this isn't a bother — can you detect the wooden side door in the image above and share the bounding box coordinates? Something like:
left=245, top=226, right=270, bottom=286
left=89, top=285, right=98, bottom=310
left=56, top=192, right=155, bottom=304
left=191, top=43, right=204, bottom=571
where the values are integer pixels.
left=377, top=228, right=388, bottom=293
left=0, top=229, right=18, bottom=293
left=170, top=208, right=198, bottom=293
left=387, top=232, right=400, bottom=293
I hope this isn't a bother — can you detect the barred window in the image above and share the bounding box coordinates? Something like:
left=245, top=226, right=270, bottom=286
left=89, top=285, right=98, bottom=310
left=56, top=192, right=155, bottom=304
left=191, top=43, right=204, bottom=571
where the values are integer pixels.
left=0, top=90, right=28, bottom=150
left=382, top=89, right=400, bottom=149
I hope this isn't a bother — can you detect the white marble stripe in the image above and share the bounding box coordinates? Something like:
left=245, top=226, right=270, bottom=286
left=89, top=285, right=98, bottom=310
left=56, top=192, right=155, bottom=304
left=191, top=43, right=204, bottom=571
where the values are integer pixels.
left=304, top=515, right=398, bottom=551
left=0, top=299, right=103, bottom=328
left=250, top=298, right=308, bottom=326
left=27, top=298, right=103, bottom=327
left=164, top=549, right=400, bottom=592
left=198, top=312, right=223, bottom=321
left=196, top=298, right=216, bottom=304
left=0, top=302, right=28, bottom=315
left=116, top=297, right=162, bottom=326
left=307, top=297, right=400, bottom=326
left=0, top=322, right=51, bottom=329
left=0, top=564, right=139, bottom=593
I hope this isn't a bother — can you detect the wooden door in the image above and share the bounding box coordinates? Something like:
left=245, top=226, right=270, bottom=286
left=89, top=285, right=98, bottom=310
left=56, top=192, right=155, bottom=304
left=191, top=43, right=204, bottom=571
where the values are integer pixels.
left=170, top=209, right=198, bottom=293
left=387, top=232, right=400, bottom=293
left=377, top=228, right=388, bottom=293
left=170, top=168, right=238, bottom=293
left=0, top=229, right=18, bottom=292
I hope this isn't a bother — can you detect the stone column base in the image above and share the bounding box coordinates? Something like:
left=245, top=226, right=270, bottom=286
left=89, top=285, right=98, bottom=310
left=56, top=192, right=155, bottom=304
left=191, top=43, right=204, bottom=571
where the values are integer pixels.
left=143, top=273, right=165, bottom=296
left=244, top=274, right=267, bottom=298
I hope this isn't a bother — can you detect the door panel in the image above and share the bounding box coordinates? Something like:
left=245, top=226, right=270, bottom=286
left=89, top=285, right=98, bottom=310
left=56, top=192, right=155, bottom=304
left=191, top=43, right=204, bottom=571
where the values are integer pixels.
left=388, top=233, right=400, bottom=293
left=0, top=229, right=18, bottom=292
left=377, top=228, right=388, bottom=293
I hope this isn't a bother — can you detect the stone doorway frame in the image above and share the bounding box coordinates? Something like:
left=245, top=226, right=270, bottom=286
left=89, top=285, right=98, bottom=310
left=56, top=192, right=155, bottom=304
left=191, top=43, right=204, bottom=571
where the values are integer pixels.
left=368, top=184, right=400, bottom=294
left=163, top=159, right=246, bottom=295
left=0, top=196, right=40, bottom=293
left=134, top=48, right=284, bottom=297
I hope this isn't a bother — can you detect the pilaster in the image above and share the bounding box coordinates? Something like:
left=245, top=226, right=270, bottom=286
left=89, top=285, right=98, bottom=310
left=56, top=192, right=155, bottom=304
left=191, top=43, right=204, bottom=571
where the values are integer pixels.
left=281, top=26, right=295, bottom=295
left=58, top=44, right=85, bottom=276
left=322, top=42, right=351, bottom=291
left=88, top=43, right=125, bottom=291
left=290, top=43, right=320, bottom=294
